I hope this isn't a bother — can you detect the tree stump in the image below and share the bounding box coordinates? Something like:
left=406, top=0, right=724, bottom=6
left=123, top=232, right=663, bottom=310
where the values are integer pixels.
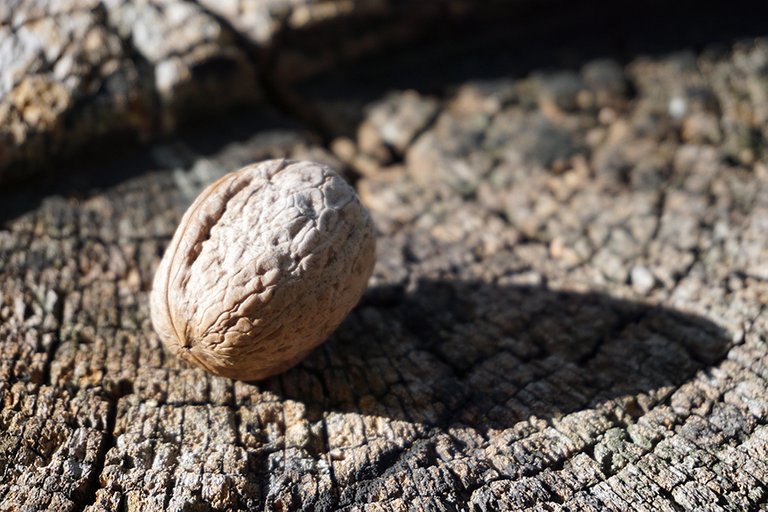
left=1, top=3, right=767, bottom=511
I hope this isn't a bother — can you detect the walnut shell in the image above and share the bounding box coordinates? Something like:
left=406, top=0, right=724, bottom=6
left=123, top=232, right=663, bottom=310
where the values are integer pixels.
left=150, top=159, right=376, bottom=380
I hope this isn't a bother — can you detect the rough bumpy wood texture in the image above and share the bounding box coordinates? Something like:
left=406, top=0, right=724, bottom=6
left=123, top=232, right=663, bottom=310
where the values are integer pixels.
left=2, top=5, right=768, bottom=512
left=150, top=159, right=376, bottom=381
left=0, top=0, right=521, bottom=181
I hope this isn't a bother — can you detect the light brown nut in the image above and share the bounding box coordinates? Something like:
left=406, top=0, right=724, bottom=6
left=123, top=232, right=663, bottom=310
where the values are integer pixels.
left=150, top=159, right=376, bottom=380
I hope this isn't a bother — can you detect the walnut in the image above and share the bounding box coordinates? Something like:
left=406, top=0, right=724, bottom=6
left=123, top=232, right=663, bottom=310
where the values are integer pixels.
left=150, top=159, right=376, bottom=380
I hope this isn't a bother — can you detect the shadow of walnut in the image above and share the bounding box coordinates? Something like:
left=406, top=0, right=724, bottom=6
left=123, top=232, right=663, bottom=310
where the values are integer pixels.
left=269, top=279, right=730, bottom=432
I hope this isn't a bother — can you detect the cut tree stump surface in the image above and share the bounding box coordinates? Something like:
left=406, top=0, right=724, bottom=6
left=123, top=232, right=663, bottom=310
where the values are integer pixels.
left=2, top=4, right=768, bottom=512
left=0, top=0, right=524, bottom=180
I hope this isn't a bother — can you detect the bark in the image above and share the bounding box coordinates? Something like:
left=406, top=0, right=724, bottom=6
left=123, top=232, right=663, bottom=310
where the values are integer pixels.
left=2, top=4, right=768, bottom=512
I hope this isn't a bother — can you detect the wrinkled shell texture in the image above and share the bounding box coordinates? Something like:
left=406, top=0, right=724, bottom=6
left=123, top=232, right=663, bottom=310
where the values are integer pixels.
left=150, top=159, right=376, bottom=380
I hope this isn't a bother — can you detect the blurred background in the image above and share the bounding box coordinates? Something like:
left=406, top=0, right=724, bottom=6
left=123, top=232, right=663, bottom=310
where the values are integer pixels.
left=2, top=0, right=768, bottom=185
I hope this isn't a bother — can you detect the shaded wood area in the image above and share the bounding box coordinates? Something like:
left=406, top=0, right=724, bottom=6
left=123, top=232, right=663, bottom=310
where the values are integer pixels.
left=2, top=2, right=768, bottom=511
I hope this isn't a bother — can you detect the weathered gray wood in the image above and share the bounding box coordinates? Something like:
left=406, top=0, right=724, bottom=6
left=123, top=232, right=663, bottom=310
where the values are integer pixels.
left=1, top=8, right=768, bottom=512
left=0, top=0, right=519, bottom=181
